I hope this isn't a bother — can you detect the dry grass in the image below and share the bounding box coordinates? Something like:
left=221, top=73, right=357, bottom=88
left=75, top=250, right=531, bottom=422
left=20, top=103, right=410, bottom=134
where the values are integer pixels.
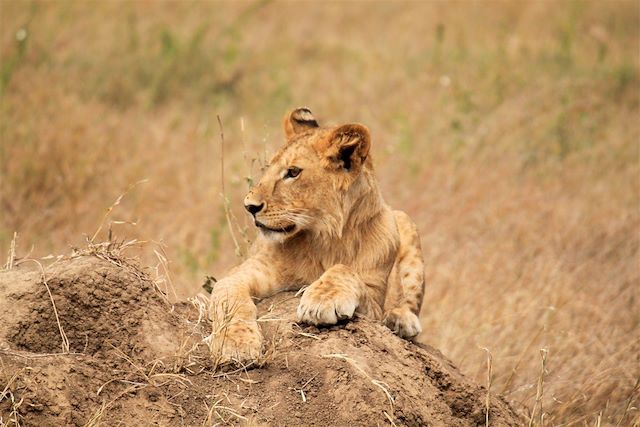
left=0, top=368, right=25, bottom=427
left=322, top=353, right=396, bottom=410
left=202, top=392, right=247, bottom=426
left=1, top=1, right=638, bottom=425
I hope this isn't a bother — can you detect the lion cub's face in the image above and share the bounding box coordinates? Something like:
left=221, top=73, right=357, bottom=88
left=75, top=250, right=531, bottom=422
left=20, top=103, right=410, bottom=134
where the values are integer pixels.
left=244, top=108, right=372, bottom=242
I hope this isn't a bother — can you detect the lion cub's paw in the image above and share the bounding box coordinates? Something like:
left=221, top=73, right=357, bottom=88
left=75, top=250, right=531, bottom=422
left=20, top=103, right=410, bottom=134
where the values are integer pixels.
left=209, top=320, right=263, bottom=365
left=297, top=281, right=359, bottom=326
left=384, top=306, right=422, bottom=339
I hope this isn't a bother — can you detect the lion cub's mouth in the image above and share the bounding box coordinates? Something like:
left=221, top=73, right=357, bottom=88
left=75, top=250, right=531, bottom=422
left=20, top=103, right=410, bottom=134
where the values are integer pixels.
left=255, top=221, right=296, bottom=234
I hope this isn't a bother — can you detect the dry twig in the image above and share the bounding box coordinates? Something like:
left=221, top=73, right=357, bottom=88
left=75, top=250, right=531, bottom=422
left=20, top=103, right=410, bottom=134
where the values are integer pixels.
left=529, top=348, right=549, bottom=427
left=322, top=353, right=395, bottom=408
left=216, top=115, right=244, bottom=259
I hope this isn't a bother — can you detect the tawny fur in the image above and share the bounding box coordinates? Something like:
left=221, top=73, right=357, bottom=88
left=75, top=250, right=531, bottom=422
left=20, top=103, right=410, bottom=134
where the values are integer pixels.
left=209, top=108, right=426, bottom=362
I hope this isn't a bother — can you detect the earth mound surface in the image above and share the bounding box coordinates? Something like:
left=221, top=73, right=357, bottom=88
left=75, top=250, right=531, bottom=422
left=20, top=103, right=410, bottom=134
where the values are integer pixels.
left=0, top=256, right=522, bottom=426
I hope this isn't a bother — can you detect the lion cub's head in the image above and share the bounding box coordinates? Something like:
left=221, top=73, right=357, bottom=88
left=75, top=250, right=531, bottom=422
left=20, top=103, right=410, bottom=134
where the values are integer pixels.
left=244, top=108, right=374, bottom=242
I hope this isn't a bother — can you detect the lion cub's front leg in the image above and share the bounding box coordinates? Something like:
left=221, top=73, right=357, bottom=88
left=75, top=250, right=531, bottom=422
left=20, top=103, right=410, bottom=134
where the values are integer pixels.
left=208, top=256, right=282, bottom=364
left=209, top=284, right=263, bottom=364
left=297, top=264, right=366, bottom=326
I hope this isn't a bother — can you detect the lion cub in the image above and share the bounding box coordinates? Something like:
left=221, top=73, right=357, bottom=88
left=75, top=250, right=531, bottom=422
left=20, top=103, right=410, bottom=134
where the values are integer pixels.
left=209, top=108, right=426, bottom=362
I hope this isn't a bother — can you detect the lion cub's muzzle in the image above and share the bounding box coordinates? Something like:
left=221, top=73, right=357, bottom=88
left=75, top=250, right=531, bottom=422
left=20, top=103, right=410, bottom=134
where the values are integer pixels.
left=244, top=194, right=298, bottom=236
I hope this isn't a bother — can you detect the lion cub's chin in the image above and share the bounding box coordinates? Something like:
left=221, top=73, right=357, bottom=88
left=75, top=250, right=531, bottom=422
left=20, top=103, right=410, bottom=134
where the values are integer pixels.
left=260, top=227, right=299, bottom=243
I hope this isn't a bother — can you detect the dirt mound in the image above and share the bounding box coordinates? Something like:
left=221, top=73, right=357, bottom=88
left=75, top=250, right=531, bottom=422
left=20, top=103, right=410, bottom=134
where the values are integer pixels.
left=0, top=256, right=181, bottom=361
left=0, top=256, right=523, bottom=426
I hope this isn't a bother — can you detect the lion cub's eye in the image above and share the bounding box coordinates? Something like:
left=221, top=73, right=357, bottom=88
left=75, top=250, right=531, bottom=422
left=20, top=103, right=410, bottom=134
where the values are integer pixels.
left=284, top=167, right=302, bottom=179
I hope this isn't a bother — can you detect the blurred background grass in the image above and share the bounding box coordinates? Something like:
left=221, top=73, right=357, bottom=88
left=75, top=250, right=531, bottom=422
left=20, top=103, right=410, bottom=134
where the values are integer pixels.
left=1, top=1, right=638, bottom=425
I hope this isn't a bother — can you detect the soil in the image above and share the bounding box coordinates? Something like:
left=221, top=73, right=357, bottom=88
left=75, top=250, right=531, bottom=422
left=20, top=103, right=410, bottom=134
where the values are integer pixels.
left=0, top=255, right=523, bottom=426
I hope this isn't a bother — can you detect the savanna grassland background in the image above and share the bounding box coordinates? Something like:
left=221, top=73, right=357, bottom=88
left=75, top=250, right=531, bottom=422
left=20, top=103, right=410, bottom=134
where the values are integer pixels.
left=1, top=1, right=639, bottom=425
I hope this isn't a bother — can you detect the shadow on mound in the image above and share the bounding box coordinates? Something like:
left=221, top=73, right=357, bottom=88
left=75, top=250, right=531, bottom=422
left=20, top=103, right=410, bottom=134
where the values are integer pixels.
left=0, top=256, right=523, bottom=426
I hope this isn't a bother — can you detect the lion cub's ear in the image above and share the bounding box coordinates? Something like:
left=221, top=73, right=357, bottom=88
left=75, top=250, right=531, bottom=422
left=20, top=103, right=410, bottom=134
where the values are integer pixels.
left=283, top=107, right=319, bottom=139
left=325, top=123, right=371, bottom=171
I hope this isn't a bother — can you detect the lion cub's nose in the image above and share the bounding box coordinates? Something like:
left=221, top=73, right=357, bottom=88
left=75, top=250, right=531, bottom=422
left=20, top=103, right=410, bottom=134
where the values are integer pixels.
left=245, top=201, right=265, bottom=216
